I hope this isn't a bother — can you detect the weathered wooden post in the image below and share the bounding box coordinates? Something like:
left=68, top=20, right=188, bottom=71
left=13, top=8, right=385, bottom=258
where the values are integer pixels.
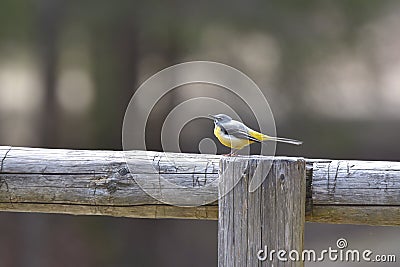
left=218, top=157, right=306, bottom=267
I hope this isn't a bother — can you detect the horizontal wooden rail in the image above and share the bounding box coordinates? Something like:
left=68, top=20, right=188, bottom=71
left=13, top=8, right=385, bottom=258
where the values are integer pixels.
left=1, top=146, right=400, bottom=225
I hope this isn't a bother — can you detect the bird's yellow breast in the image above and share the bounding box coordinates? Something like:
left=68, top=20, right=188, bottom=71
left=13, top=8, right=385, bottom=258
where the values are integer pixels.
left=214, top=125, right=253, bottom=149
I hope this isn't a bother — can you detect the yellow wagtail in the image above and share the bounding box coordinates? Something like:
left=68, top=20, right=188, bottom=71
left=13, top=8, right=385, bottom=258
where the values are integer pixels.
left=209, top=114, right=302, bottom=155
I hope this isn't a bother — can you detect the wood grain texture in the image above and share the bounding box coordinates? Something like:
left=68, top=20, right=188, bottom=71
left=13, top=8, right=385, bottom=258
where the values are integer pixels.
left=308, top=206, right=400, bottom=226
left=218, top=157, right=306, bottom=267
left=0, top=146, right=220, bottom=219
left=312, top=160, right=400, bottom=205
left=309, top=160, right=400, bottom=226
left=1, top=146, right=400, bottom=225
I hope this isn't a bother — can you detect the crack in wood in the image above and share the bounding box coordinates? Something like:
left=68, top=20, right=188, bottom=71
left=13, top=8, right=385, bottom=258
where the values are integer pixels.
left=0, top=147, right=12, bottom=173
left=204, top=161, right=209, bottom=186
left=332, top=161, right=340, bottom=194
left=327, top=161, right=331, bottom=192
left=92, top=170, right=98, bottom=210
left=0, top=147, right=13, bottom=206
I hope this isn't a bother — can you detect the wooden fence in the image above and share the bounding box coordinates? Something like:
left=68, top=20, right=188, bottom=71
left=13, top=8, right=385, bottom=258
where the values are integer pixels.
left=1, top=146, right=400, bottom=266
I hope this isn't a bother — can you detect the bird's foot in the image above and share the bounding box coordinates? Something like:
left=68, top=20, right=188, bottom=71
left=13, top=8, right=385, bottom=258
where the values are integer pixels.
left=222, top=152, right=238, bottom=157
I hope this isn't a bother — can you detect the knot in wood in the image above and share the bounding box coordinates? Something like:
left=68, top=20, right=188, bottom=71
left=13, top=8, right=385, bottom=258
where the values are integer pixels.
left=118, top=167, right=129, bottom=176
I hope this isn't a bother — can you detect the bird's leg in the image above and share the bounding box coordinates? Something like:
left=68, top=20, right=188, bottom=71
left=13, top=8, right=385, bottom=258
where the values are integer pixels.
left=229, top=148, right=239, bottom=156
left=222, top=149, right=238, bottom=156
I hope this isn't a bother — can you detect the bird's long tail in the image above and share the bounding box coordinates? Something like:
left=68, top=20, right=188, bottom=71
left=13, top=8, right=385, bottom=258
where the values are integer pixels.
left=264, top=136, right=303, bottom=145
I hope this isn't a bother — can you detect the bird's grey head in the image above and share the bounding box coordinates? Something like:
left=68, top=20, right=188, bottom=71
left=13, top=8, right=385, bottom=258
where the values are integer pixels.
left=209, top=114, right=232, bottom=124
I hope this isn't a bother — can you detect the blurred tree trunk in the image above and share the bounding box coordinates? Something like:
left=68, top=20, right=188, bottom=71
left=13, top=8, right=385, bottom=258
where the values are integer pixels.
left=38, top=0, right=64, bottom=147
left=117, top=22, right=139, bottom=145
left=18, top=1, right=65, bottom=267
left=91, top=18, right=139, bottom=149
left=145, top=25, right=182, bottom=152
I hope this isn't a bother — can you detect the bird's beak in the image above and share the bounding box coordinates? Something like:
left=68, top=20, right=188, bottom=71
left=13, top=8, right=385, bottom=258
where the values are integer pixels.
left=208, top=114, right=217, bottom=120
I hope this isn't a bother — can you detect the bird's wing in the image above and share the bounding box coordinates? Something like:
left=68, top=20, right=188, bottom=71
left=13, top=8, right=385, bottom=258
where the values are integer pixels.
left=222, top=121, right=261, bottom=143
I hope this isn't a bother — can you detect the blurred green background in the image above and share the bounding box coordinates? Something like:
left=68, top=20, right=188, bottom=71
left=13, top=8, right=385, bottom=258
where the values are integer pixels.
left=1, top=0, right=400, bottom=266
